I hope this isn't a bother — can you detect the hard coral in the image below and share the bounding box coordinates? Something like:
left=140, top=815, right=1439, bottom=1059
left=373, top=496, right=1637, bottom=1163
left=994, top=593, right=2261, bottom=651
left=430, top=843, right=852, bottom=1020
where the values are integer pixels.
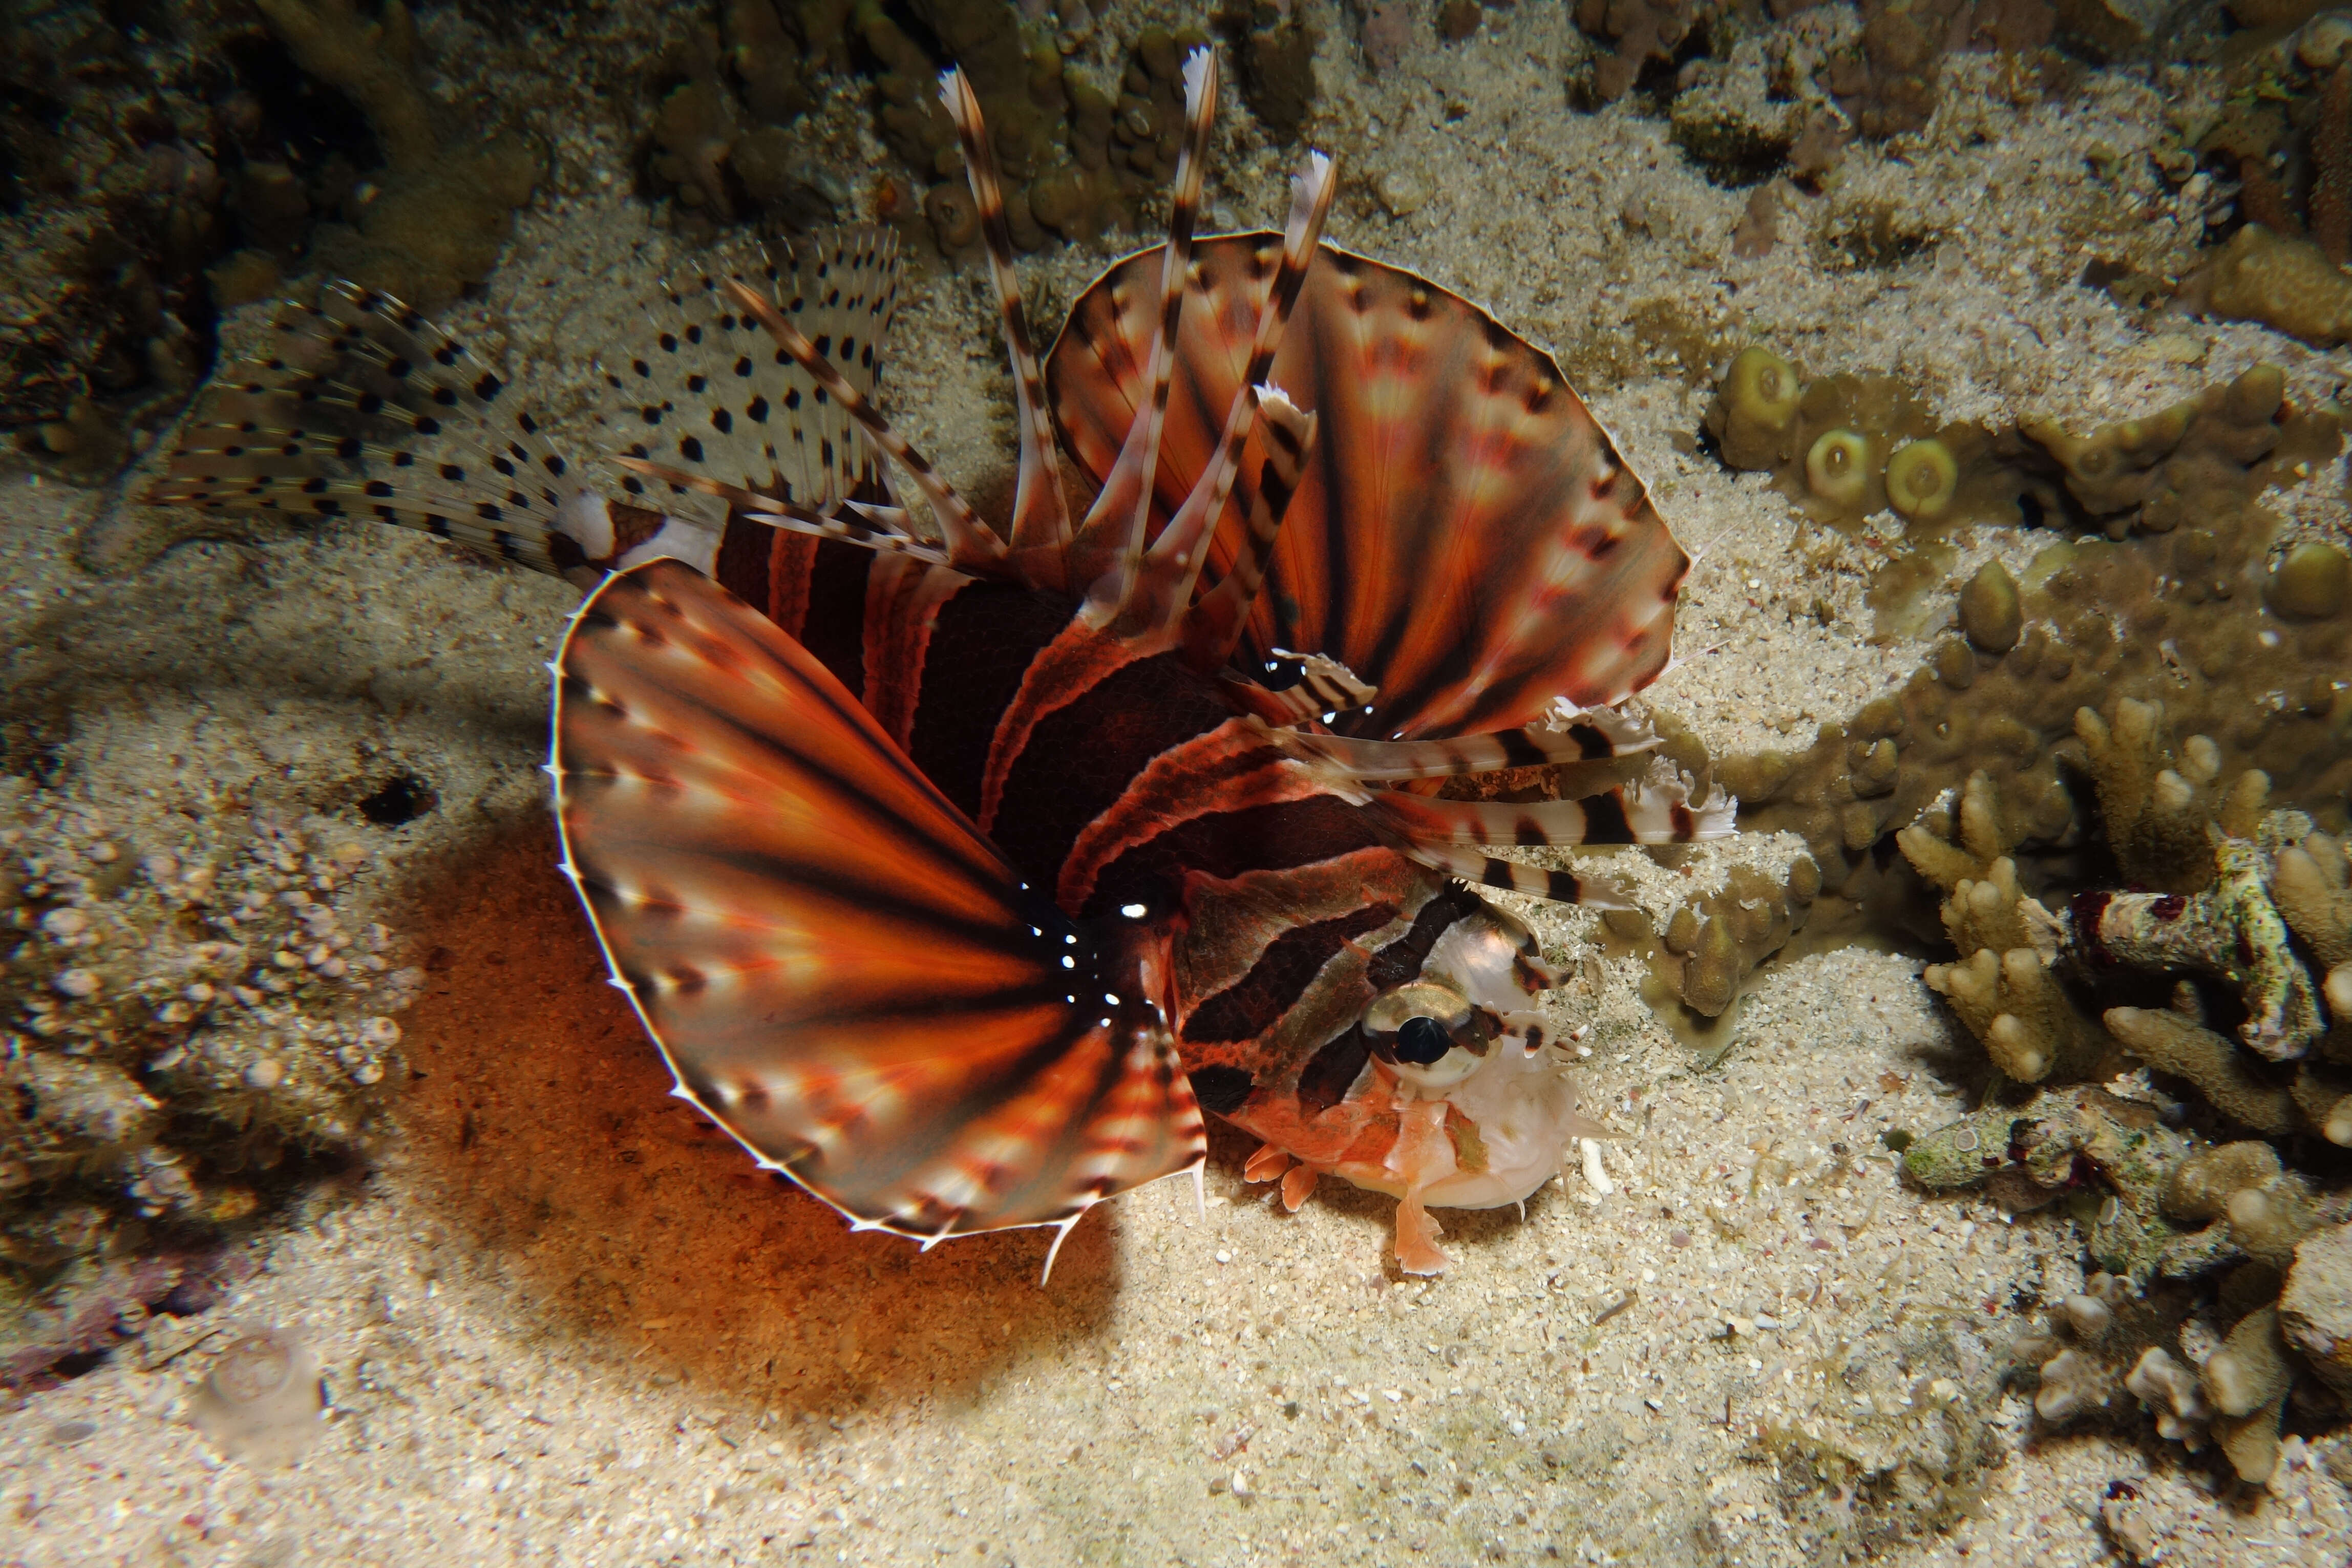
left=1924, top=1098, right=2352, bottom=1483
left=257, top=0, right=543, bottom=315
left=1691, top=353, right=2349, bottom=909
left=643, top=4, right=852, bottom=237
left=860, top=2, right=1201, bottom=252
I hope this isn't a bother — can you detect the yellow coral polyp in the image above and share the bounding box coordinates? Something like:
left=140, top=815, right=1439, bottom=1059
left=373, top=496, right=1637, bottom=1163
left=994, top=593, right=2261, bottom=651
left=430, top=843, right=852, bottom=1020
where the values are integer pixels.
left=1804, top=429, right=1872, bottom=507
left=1725, top=346, right=1799, bottom=429
left=1710, top=346, right=1804, bottom=469
left=1887, top=438, right=1959, bottom=521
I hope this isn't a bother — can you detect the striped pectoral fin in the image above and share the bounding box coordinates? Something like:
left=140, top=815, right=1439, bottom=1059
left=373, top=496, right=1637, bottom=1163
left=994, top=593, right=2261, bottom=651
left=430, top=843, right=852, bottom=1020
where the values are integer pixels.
left=553, top=559, right=1204, bottom=1245
left=1050, top=236, right=1691, bottom=742
left=1362, top=767, right=1735, bottom=849
left=1387, top=841, right=1634, bottom=910
left=1273, top=703, right=1660, bottom=780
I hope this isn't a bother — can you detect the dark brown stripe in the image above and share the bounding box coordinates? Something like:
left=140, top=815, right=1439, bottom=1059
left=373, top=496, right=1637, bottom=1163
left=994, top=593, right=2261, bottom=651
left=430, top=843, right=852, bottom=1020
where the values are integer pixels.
left=1365, top=881, right=1481, bottom=992
left=1181, top=902, right=1399, bottom=1044
left=1296, top=1025, right=1371, bottom=1114
left=1579, top=790, right=1634, bottom=845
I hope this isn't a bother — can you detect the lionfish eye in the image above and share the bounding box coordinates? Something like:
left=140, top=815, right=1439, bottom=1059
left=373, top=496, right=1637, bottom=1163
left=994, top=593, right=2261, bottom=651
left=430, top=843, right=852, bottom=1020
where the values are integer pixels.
left=1395, top=1016, right=1452, bottom=1065
left=1261, top=656, right=1305, bottom=691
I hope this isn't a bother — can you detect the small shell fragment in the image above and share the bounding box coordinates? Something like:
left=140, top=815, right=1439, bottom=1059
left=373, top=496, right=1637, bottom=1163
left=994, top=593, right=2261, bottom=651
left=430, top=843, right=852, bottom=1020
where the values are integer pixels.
left=189, top=1328, right=324, bottom=1467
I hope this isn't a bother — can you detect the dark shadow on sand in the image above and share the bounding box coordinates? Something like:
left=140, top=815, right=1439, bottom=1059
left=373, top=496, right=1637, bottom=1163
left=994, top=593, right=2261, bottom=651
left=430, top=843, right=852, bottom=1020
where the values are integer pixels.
left=389, top=820, right=1125, bottom=1416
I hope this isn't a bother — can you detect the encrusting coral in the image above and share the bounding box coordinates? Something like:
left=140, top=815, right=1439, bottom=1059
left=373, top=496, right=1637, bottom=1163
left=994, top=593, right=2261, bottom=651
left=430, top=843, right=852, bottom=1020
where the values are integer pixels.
left=1, top=780, right=422, bottom=1388
left=1695, top=353, right=2349, bottom=913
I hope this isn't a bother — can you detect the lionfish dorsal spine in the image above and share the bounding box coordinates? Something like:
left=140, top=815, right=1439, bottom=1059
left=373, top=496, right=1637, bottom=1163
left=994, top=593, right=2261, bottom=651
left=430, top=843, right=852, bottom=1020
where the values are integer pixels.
left=939, top=68, right=1073, bottom=594
left=1141, top=151, right=1338, bottom=651
left=1175, top=151, right=1339, bottom=672
left=1065, top=47, right=1220, bottom=626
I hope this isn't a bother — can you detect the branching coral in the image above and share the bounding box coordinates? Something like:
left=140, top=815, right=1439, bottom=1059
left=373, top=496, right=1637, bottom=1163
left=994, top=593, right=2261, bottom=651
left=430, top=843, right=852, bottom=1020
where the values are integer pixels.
left=1895, top=697, right=2352, bottom=1481
left=1912, top=1087, right=2352, bottom=1483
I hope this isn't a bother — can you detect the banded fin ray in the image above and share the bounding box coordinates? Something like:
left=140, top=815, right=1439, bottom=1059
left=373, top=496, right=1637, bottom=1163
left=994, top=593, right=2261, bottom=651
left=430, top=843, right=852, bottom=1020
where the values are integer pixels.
left=1065, top=47, right=1218, bottom=621
left=941, top=70, right=1071, bottom=589
left=603, top=226, right=900, bottom=527
left=145, top=282, right=583, bottom=571
left=1362, top=761, right=1734, bottom=849
left=1048, top=241, right=1689, bottom=740
left=553, top=559, right=1205, bottom=1246
left=1273, top=702, right=1658, bottom=779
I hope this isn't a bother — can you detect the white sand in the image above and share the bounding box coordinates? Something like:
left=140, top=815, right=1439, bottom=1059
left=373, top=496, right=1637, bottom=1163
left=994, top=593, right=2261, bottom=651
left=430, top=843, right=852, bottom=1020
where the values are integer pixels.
left=4, top=3, right=2350, bottom=1564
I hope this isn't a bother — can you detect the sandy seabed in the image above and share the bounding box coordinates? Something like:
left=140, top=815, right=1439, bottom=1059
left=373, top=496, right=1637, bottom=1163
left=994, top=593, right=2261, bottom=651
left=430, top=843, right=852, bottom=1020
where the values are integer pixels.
left=4, top=3, right=2351, bottom=1564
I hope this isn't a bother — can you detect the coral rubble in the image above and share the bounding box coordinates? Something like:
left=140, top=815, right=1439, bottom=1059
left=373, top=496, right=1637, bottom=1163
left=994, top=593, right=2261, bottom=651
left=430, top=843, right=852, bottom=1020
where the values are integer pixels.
left=1, top=781, right=420, bottom=1386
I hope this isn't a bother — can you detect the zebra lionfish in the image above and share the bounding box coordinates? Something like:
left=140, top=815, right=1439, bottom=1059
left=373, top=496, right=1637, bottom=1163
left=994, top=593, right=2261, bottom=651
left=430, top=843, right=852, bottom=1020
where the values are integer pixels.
left=149, top=52, right=1726, bottom=1276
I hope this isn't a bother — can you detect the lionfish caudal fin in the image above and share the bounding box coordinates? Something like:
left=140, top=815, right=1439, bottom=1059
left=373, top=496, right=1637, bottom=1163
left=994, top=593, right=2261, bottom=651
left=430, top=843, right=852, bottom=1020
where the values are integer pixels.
left=553, top=559, right=1206, bottom=1265
left=146, top=229, right=905, bottom=580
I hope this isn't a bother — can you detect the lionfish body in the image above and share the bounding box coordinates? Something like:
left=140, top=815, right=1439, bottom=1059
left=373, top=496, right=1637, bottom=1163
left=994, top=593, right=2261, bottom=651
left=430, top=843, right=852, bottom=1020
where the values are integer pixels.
left=150, top=54, right=1725, bottom=1274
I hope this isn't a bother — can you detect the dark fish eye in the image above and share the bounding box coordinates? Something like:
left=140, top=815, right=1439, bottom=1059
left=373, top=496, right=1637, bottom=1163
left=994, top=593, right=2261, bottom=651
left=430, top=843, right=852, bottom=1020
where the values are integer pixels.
left=1395, top=1015, right=1452, bottom=1065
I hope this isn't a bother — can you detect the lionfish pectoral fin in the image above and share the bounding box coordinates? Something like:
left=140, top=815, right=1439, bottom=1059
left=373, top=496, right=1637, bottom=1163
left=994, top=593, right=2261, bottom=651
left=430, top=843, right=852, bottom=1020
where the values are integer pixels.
left=940, top=68, right=1072, bottom=591
left=1064, top=47, right=1219, bottom=621
left=553, top=560, right=1206, bottom=1246
left=1049, top=213, right=1688, bottom=741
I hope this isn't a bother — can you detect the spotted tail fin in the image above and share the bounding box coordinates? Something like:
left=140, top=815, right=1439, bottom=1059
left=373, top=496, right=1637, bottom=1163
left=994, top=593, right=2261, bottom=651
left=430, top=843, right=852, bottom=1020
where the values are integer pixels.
left=603, top=226, right=901, bottom=526
left=553, top=559, right=1205, bottom=1251
left=145, top=282, right=588, bottom=573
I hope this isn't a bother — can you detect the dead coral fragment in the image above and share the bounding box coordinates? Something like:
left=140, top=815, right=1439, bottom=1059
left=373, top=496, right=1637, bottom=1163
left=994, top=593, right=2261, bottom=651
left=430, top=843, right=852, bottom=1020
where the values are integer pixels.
left=2076, top=835, right=2323, bottom=1060
left=2206, top=224, right=2352, bottom=347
